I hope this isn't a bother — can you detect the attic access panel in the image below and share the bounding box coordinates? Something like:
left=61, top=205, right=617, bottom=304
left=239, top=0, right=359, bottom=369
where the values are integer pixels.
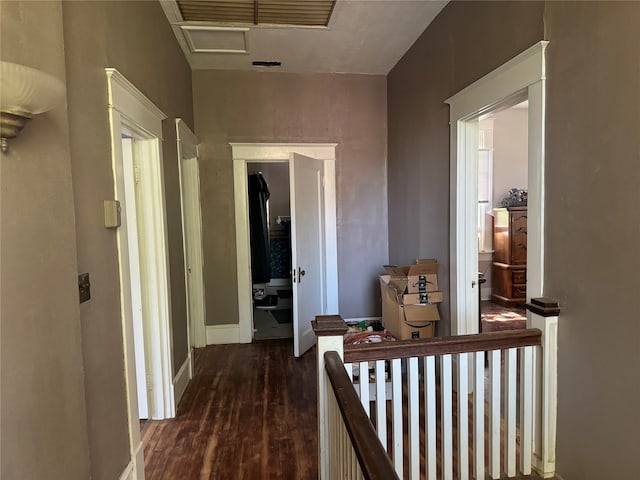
left=177, top=0, right=336, bottom=27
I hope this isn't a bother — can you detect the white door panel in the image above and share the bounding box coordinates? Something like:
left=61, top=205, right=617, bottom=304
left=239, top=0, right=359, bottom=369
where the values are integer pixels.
left=290, top=152, right=325, bottom=357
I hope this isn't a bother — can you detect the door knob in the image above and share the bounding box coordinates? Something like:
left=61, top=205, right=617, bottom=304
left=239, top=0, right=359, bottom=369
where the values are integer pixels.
left=299, top=267, right=306, bottom=278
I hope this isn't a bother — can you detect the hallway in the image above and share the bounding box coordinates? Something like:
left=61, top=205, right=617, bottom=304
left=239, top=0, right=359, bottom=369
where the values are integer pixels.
left=141, top=340, right=318, bottom=479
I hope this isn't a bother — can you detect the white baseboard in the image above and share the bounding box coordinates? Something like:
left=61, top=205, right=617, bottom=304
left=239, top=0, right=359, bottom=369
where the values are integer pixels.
left=119, top=460, right=134, bottom=480
left=206, top=324, right=240, bottom=344
left=173, top=352, right=192, bottom=408
left=119, top=442, right=144, bottom=480
left=343, top=316, right=382, bottom=324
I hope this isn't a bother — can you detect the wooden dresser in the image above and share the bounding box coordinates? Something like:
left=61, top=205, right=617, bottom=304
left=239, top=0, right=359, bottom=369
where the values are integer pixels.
left=492, top=207, right=527, bottom=307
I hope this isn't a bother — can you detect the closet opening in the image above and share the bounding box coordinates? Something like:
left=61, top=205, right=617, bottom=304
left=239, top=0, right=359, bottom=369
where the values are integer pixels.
left=247, top=162, right=293, bottom=340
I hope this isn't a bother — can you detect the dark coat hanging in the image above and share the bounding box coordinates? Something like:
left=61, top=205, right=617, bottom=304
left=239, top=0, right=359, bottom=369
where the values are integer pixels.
left=248, top=173, right=271, bottom=284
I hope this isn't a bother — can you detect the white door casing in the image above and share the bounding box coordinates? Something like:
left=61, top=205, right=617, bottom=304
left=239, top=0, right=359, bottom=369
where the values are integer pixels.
left=445, top=41, right=547, bottom=336
left=290, top=152, right=325, bottom=357
left=230, top=143, right=338, bottom=346
left=176, top=119, right=206, bottom=351
left=106, top=67, right=174, bottom=480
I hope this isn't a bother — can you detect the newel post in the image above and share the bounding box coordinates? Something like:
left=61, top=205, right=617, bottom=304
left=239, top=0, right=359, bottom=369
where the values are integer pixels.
left=312, top=315, right=348, bottom=480
left=526, top=297, right=560, bottom=478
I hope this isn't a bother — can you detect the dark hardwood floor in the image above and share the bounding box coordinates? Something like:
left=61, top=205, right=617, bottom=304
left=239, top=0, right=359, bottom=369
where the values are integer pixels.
left=141, top=339, right=318, bottom=480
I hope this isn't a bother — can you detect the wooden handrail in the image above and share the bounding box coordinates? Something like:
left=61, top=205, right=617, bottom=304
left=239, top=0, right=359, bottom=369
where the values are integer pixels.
left=324, top=351, right=400, bottom=480
left=344, top=328, right=542, bottom=363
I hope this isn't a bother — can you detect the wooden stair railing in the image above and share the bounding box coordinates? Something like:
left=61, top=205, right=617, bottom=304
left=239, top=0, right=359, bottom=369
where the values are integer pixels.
left=324, top=350, right=400, bottom=480
left=342, top=329, right=542, bottom=480
left=314, top=299, right=560, bottom=480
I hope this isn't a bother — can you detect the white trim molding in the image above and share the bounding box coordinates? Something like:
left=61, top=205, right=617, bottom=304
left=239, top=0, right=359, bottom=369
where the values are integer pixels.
left=118, top=441, right=144, bottom=480
left=445, top=41, right=547, bottom=337
left=106, top=67, right=174, bottom=480
left=230, top=143, right=339, bottom=345
left=106, top=69, right=166, bottom=139
left=206, top=324, right=241, bottom=345
left=173, top=352, right=193, bottom=409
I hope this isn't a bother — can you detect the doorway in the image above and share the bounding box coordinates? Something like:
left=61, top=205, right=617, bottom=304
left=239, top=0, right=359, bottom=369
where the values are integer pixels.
left=446, top=41, right=547, bottom=336
left=106, top=68, right=174, bottom=480
left=247, top=162, right=294, bottom=341
left=478, top=102, right=529, bottom=333
left=231, top=143, right=339, bottom=357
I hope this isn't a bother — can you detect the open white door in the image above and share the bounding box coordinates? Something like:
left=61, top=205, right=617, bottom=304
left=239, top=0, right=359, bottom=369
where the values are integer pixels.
left=290, top=152, right=325, bottom=357
left=176, top=119, right=206, bottom=350
left=121, top=135, right=150, bottom=419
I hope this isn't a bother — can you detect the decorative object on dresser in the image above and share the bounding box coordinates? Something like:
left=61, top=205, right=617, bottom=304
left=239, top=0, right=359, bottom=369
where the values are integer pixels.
left=492, top=206, right=527, bottom=307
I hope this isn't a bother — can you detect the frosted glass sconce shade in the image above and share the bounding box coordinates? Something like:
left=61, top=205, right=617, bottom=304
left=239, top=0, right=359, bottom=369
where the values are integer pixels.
left=1, top=61, right=65, bottom=153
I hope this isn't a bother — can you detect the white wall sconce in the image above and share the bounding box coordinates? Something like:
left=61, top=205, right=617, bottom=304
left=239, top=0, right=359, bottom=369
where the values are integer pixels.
left=0, top=61, right=65, bottom=153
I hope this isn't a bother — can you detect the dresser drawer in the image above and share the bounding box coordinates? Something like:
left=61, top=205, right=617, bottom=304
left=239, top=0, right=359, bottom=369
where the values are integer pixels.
left=512, top=284, right=527, bottom=298
left=512, top=270, right=526, bottom=284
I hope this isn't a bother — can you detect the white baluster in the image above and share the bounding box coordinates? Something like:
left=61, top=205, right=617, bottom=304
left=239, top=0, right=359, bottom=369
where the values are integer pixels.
left=359, top=361, right=370, bottom=416
left=458, top=352, right=470, bottom=480
left=424, top=355, right=437, bottom=480
left=520, top=345, right=534, bottom=475
left=474, top=351, right=485, bottom=480
left=408, top=356, right=420, bottom=480
left=391, top=358, right=403, bottom=475
left=375, top=360, right=387, bottom=449
left=488, top=349, right=501, bottom=479
left=441, top=354, right=453, bottom=480
left=505, top=347, right=517, bottom=476
left=345, top=362, right=353, bottom=382
left=330, top=390, right=337, bottom=480
left=342, top=419, right=348, bottom=479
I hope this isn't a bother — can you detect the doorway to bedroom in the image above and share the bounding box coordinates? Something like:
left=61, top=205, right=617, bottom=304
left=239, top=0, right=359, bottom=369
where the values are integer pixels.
left=247, top=162, right=294, bottom=340
left=477, top=101, right=529, bottom=334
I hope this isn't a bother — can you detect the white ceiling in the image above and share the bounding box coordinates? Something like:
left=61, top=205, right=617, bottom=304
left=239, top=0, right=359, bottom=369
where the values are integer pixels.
left=160, top=0, right=448, bottom=74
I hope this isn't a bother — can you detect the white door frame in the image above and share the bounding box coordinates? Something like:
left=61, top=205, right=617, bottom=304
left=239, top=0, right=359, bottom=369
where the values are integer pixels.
left=120, top=134, right=150, bottom=421
left=229, top=143, right=339, bottom=345
left=106, top=68, right=174, bottom=480
left=445, top=41, right=547, bottom=336
left=176, top=119, right=207, bottom=351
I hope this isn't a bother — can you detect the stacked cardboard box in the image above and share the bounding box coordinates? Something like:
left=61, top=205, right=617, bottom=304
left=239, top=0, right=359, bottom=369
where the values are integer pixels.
left=380, top=259, right=443, bottom=340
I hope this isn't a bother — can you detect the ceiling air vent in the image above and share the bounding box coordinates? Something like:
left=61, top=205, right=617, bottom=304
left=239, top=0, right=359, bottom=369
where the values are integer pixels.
left=176, top=0, right=336, bottom=27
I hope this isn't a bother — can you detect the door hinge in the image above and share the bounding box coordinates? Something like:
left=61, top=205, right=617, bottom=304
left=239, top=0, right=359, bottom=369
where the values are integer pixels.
left=134, top=163, right=142, bottom=185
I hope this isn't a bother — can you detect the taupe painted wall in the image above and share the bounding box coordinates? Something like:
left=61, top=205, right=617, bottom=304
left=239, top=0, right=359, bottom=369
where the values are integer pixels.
left=0, top=1, right=91, bottom=478
left=387, top=1, right=544, bottom=336
left=389, top=0, right=639, bottom=476
left=193, top=71, right=388, bottom=324
left=62, top=1, right=194, bottom=479
left=544, top=2, right=640, bottom=477
left=493, top=107, right=528, bottom=206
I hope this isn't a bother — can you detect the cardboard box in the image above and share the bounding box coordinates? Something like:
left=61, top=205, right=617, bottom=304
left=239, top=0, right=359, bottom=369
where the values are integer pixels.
left=384, top=259, right=439, bottom=294
left=403, top=291, right=444, bottom=305
left=380, top=274, right=440, bottom=340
